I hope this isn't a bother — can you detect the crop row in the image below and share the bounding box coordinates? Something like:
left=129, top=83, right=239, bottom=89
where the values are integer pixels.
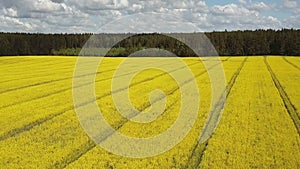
left=0, top=57, right=235, bottom=168
left=0, top=59, right=203, bottom=141
left=199, top=57, right=300, bottom=168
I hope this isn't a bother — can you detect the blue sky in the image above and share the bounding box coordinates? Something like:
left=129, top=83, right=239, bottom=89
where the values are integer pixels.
left=207, top=0, right=292, bottom=19
left=0, top=0, right=299, bottom=33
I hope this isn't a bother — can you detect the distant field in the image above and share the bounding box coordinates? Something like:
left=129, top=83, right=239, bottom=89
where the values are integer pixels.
left=0, top=56, right=299, bottom=168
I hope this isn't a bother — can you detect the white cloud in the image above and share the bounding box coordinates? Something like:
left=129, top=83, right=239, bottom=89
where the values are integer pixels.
left=248, top=2, right=271, bottom=11
left=206, top=2, right=281, bottom=31
left=0, top=0, right=296, bottom=33
left=238, top=0, right=247, bottom=4
left=2, top=8, right=18, bottom=17
left=0, top=16, right=36, bottom=31
left=211, top=4, right=258, bottom=16
left=283, top=0, right=298, bottom=8
left=31, top=0, right=64, bottom=12
left=236, top=0, right=272, bottom=11
left=98, top=12, right=201, bottom=33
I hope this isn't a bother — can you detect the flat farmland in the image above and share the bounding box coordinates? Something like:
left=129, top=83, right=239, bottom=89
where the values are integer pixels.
left=0, top=56, right=299, bottom=168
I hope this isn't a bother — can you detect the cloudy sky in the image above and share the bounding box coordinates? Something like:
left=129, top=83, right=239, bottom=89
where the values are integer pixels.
left=0, top=0, right=299, bottom=33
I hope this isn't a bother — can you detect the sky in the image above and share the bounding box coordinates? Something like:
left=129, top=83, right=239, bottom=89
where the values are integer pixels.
left=0, top=0, right=299, bottom=33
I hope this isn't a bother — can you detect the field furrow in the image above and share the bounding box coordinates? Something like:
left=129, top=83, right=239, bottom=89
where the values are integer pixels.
left=63, top=58, right=243, bottom=169
left=282, top=57, right=300, bottom=71
left=0, top=57, right=66, bottom=69
left=266, top=57, right=300, bottom=133
left=0, top=58, right=206, bottom=168
left=1, top=56, right=299, bottom=169
left=0, top=57, right=77, bottom=80
left=0, top=59, right=202, bottom=141
left=199, top=57, right=300, bottom=168
left=284, top=57, right=300, bottom=68
left=0, top=58, right=122, bottom=93
left=0, top=57, right=234, bottom=168
left=0, top=59, right=176, bottom=108
left=185, top=57, right=247, bottom=169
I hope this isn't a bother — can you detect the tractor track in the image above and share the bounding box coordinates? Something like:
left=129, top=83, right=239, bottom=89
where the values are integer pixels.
left=0, top=61, right=174, bottom=109
left=0, top=60, right=81, bottom=83
left=282, top=57, right=300, bottom=71
left=264, top=57, right=300, bottom=135
left=184, top=57, right=248, bottom=169
left=51, top=95, right=181, bottom=169
left=0, top=61, right=196, bottom=109
left=0, top=61, right=202, bottom=141
left=0, top=58, right=122, bottom=88
left=51, top=59, right=231, bottom=169
left=0, top=67, right=116, bottom=95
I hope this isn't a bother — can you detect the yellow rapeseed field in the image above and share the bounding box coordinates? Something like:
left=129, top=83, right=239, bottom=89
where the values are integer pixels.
left=200, top=57, right=300, bottom=168
left=0, top=56, right=299, bottom=168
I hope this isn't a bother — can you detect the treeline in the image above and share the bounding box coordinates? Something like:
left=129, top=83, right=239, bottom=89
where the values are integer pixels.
left=206, top=29, right=300, bottom=56
left=0, top=33, right=92, bottom=56
left=0, top=29, right=299, bottom=56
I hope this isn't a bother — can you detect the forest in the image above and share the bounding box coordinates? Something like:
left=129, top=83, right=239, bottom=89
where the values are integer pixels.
left=0, top=29, right=299, bottom=56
